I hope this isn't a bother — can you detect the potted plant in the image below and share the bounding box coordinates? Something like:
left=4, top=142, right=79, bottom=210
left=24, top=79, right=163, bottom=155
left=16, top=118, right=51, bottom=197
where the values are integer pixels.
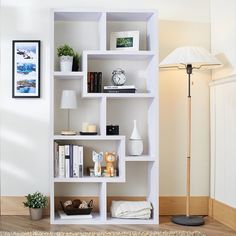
left=23, top=191, right=48, bottom=220
left=57, top=44, right=75, bottom=72
left=72, top=52, right=80, bottom=71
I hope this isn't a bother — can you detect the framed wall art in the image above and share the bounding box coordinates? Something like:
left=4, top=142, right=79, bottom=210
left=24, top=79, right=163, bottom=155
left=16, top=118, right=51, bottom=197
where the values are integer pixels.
left=110, top=31, right=139, bottom=51
left=12, top=40, right=40, bottom=98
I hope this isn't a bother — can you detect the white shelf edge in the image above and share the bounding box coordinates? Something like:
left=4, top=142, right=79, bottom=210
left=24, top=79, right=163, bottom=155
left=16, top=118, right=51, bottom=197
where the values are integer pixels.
left=125, top=155, right=156, bottom=162
left=53, top=213, right=102, bottom=224
left=54, top=71, right=84, bottom=79
left=54, top=177, right=125, bottom=183
left=85, top=50, right=155, bottom=55
left=53, top=135, right=125, bottom=140
left=53, top=213, right=155, bottom=225
left=85, top=50, right=155, bottom=60
left=82, top=93, right=155, bottom=98
left=106, top=216, right=155, bottom=225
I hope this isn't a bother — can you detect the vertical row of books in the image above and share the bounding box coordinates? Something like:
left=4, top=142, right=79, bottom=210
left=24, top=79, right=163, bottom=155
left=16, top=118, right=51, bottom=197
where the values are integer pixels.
left=54, top=143, right=84, bottom=178
left=87, top=72, right=102, bottom=93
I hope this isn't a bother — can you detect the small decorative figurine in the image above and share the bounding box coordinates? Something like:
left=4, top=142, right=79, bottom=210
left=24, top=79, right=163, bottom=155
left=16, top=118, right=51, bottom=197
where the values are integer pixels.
left=92, top=151, right=103, bottom=177
left=111, top=68, right=126, bottom=86
left=105, top=152, right=117, bottom=177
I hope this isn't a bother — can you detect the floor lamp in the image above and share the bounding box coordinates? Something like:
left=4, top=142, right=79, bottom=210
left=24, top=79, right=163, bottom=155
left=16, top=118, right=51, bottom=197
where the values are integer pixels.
left=159, top=47, right=222, bottom=226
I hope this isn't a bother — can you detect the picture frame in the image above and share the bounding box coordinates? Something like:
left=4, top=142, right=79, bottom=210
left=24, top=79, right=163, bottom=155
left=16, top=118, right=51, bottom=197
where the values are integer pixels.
left=12, top=40, right=40, bottom=98
left=110, top=31, right=139, bottom=51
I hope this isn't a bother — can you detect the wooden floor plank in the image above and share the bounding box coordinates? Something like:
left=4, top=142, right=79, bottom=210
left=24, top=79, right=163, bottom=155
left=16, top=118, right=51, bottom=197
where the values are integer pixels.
left=0, top=216, right=235, bottom=236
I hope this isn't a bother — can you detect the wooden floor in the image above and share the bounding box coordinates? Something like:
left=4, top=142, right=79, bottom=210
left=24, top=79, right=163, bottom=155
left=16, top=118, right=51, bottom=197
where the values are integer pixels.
left=0, top=216, right=235, bottom=236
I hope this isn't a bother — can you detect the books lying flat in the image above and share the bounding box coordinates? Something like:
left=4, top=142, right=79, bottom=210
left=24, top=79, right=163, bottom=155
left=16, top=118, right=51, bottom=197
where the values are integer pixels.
left=104, top=89, right=136, bottom=93
left=58, top=210, right=93, bottom=220
left=104, top=85, right=136, bottom=93
left=104, top=85, right=135, bottom=89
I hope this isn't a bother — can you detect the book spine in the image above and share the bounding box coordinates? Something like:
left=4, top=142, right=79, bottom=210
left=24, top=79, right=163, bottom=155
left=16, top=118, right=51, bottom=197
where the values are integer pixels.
left=58, top=145, right=65, bottom=178
left=97, top=72, right=102, bottom=93
left=93, top=72, right=98, bottom=93
left=73, top=145, right=79, bottom=178
left=69, top=144, right=73, bottom=178
left=54, top=142, right=59, bottom=177
left=87, top=72, right=91, bottom=93
left=64, top=145, right=70, bottom=178
left=78, top=146, right=84, bottom=177
left=90, top=72, right=94, bottom=93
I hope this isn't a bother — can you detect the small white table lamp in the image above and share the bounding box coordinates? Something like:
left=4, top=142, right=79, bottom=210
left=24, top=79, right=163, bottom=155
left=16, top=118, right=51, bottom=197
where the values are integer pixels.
left=60, top=90, right=77, bottom=135
left=160, top=46, right=222, bottom=226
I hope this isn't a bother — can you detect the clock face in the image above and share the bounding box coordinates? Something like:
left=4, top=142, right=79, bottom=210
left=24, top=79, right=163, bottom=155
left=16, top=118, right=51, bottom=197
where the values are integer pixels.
left=112, top=73, right=126, bottom=86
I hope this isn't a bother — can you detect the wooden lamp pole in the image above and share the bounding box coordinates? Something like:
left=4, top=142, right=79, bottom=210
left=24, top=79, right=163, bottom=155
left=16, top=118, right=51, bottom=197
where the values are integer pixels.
left=171, top=64, right=204, bottom=226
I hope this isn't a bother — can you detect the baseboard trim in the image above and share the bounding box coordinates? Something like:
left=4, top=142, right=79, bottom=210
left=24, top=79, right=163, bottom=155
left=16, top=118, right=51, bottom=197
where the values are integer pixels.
left=1, top=196, right=208, bottom=216
left=159, top=196, right=209, bottom=216
left=210, top=198, right=236, bottom=231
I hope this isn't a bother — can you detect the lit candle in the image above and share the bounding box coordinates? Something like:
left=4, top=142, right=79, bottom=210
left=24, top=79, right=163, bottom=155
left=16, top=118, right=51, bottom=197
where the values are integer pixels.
left=88, top=124, right=96, bottom=133
left=82, top=122, right=89, bottom=132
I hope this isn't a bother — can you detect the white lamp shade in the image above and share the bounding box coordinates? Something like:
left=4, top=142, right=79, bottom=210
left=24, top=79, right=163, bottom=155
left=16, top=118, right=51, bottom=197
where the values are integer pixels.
left=159, top=46, right=222, bottom=69
left=60, top=90, right=77, bottom=109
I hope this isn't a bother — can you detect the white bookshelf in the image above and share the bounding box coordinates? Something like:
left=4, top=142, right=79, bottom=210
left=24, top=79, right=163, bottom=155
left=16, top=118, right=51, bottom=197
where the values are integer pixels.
left=50, top=9, right=159, bottom=225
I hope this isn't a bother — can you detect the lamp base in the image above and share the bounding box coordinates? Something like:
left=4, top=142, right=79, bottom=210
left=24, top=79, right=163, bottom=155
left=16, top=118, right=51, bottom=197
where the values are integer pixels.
left=171, top=215, right=204, bottom=226
left=61, top=130, right=77, bottom=135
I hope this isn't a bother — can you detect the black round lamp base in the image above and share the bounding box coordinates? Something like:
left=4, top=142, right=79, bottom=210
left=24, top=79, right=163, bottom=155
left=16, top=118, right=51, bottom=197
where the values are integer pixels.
left=171, top=215, right=205, bottom=226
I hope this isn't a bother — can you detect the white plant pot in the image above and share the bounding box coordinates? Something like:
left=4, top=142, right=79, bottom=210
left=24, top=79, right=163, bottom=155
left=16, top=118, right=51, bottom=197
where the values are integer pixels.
left=60, top=56, right=73, bottom=72
left=129, top=139, right=143, bottom=156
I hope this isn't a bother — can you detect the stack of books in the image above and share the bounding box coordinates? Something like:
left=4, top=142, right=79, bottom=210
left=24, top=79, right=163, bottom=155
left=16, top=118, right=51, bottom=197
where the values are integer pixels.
left=54, top=143, right=83, bottom=178
left=103, top=85, right=136, bottom=93
left=87, top=72, right=102, bottom=93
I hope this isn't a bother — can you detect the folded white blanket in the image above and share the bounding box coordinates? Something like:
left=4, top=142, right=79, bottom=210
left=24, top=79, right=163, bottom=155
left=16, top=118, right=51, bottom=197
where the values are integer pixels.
left=111, top=201, right=152, bottom=219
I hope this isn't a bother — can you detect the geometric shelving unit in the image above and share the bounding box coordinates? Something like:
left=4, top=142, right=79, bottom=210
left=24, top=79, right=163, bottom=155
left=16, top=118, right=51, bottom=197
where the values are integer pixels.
left=50, top=9, right=159, bottom=224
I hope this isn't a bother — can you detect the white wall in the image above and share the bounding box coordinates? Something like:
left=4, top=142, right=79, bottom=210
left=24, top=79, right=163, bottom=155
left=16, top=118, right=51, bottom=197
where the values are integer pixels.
left=211, top=0, right=236, bottom=80
left=210, top=0, right=236, bottom=208
left=0, top=0, right=211, bottom=197
left=159, top=21, right=211, bottom=196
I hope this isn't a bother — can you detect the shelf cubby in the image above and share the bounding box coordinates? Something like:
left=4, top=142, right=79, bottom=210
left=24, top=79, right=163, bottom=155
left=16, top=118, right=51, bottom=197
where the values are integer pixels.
left=54, top=79, right=101, bottom=135
left=107, top=98, right=150, bottom=156
left=53, top=137, right=125, bottom=182
left=53, top=182, right=106, bottom=224
left=106, top=11, right=157, bottom=51
left=106, top=161, right=157, bottom=223
left=54, top=11, right=106, bottom=71
left=86, top=51, right=154, bottom=94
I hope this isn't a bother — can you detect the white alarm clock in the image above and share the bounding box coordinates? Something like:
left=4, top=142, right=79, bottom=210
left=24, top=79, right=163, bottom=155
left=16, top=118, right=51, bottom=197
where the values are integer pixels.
left=111, top=68, right=126, bottom=86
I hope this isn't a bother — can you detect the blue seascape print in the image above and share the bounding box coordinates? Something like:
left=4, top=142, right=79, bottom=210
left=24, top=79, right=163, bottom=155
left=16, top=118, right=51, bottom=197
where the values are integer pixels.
left=17, top=79, right=36, bottom=94
left=17, top=63, right=36, bottom=75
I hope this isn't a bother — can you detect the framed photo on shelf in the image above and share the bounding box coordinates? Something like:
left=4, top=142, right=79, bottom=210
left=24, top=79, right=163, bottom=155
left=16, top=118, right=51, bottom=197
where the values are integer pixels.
left=12, top=40, right=40, bottom=98
left=110, top=31, right=139, bottom=51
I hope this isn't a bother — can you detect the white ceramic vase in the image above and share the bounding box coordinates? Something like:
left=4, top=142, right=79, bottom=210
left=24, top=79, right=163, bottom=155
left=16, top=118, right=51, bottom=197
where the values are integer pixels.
left=128, top=120, right=143, bottom=156
left=60, top=56, right=73, bottom=72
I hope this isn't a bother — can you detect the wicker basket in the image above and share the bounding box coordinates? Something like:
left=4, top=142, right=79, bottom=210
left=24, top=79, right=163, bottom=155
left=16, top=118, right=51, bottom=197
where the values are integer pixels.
left=60, top=200, right=93, bottom=215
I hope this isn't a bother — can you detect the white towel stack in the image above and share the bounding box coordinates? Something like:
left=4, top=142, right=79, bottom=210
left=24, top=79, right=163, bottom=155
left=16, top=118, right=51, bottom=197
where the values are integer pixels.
left=110, top=201, right=152, bottom=219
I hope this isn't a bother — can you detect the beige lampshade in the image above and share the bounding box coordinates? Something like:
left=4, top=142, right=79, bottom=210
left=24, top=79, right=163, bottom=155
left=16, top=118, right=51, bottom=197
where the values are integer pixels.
left=60, top=90, right=77, bottom=109
left=159, top=46, right=222, bottom=69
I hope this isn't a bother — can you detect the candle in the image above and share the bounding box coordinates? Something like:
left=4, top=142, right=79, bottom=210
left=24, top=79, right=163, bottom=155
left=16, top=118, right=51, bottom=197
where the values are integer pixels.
left=82, top=122, right=89, bottom=132
left=88, top=124, right=96, bottom=133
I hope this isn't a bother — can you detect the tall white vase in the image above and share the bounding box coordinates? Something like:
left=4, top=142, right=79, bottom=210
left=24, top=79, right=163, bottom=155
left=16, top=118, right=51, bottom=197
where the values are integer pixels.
left=128, top=120, right=143, bottom=156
